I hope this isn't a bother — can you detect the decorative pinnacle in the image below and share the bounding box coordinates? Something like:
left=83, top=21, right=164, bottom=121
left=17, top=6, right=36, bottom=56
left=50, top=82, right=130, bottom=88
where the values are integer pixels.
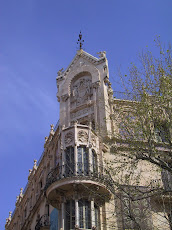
left=9, top=211, right=12, bottom=219
left=50, top=124, right=54, bottom=131
left=19, top=188, right=23, bottom=197
left=33, top=159, right=37, bottom=169
left=77, top=31, right=84, bottom=50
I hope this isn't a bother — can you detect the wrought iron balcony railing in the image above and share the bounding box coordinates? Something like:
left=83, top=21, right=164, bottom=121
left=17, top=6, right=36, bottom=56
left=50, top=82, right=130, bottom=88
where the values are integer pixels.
left=45, top=163, right=114, bottom=193
left=35, top=214, right=50, bottom=230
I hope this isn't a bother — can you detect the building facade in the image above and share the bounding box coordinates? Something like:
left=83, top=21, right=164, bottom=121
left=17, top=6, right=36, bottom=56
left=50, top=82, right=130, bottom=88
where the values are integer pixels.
left=5, top=48, right=171, bottom=230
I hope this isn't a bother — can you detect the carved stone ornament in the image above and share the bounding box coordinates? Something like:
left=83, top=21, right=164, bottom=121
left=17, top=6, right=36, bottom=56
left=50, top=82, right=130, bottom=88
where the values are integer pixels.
left=91, top=134, right=96, bottom=147
left=97, top=51, right=106, bottom=58
left=92, top=81, right=100, bottom=89
left=64, top=132, right=74, bottom=145
left=61, top=94, right=69, bottom=102
left=57, top=68, right=64, bottom=77
left=78, top=130, right=88, bottom=142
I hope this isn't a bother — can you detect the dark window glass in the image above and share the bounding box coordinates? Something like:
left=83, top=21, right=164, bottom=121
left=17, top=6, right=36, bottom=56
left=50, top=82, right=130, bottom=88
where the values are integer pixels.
left=66, top=200, right=75, bottom=230
left=95, top=203, right=99, bottom=227
left=65, top=147, right=74, bottom=176
left=92, top=150, right=98, bottom=173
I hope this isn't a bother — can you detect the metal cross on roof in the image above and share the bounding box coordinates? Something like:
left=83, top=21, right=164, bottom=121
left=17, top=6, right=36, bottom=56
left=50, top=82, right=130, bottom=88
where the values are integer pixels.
left=77, top=31, right=84, bottom=50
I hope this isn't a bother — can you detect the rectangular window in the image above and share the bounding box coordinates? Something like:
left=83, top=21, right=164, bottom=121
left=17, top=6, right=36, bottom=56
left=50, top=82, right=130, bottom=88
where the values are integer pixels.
left=79, top=199, right=91, bottom=229
left=94, top=204, right=99, bottom=228
left=92, top=150, right=98, bottom=174
left=65, top=147, right=74, bottom=176
left=66, top=200, right=75, bottom=230
left=77, top=146, right=89, bottom=175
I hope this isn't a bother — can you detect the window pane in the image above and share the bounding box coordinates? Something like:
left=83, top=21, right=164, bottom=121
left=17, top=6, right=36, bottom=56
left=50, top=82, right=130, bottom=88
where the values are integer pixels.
left=65, top=147, right=74, bottom=176
left=95, top=204, right=98, bottom=227
left=78, top=147, right=82, bottom=174
left=85, top=200, right=91, bottom=229
left=66, top=201, right=70, bottom=230
left=71, top=200, right=75, bottom=229
left=92, top=150, right=98, bottom=173
left=79, top=199, right=84, bottom=228
left=78, top=199, right=91, bottom=229
left=83, top=147, right=89, bottom=175
left=66, top=200, right=75, bottom=230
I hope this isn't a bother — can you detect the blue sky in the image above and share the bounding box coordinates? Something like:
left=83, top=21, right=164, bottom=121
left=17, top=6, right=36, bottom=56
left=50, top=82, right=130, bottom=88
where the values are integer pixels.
left=0, top=0, right=172, bottom=228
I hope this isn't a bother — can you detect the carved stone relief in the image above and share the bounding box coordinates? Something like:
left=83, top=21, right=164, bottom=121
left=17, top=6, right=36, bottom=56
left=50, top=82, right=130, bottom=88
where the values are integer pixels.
left=71, top=76, right=93, bottom=107
left=91, top=134, right=96, bottom=147
left=78, top=130, right=88, bottom=143
left=64, top=132, right=74, bottom=145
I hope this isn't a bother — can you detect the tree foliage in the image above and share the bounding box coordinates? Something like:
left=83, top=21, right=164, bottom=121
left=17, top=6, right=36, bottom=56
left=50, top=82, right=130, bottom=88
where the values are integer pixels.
left=105, top=37, right=172, bottom=230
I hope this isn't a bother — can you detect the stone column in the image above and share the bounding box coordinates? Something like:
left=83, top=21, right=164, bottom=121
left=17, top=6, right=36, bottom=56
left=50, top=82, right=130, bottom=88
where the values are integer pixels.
left=74, top=121, right=78, bottom=175
left=91, top=199, right=95, bottom=227
left=75, top=199, right=79, bottom=227
left=92, top=81, right=100, bottom=130
left=61, top=202, right=65, bottom=230
left=99, top=206, right=103, bottom=230
left=61, top=148, right=65, bottom=177
left=93, top=86, right=98, bottom=125
left=88, top=123, right=92, bottom=174
left=96, top=151, right=99, bottom=175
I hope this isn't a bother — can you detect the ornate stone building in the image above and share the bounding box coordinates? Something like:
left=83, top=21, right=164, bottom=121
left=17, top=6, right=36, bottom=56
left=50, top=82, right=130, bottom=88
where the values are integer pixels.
left=5, top=45, right=172, bottom=230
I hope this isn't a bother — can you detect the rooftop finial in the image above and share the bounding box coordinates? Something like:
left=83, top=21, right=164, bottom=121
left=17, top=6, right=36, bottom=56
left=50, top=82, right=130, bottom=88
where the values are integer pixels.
left=77, top=31, right=84, bottom=50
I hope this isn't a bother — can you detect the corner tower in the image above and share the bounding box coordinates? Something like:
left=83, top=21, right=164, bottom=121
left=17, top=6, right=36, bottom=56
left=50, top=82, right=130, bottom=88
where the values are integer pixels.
left=44, top=48, right=114, bottom=229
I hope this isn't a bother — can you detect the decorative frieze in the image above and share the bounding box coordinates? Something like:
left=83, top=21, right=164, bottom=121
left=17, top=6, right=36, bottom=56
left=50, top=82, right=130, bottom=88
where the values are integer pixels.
left=71, top=106, right=94, bottom=120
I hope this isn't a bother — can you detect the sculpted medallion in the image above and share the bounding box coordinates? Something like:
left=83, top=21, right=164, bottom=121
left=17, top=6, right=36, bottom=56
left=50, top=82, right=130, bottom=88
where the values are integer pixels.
left=78, top=130, right=88, bottom=143
left=64, top=132, right=74, bottom=145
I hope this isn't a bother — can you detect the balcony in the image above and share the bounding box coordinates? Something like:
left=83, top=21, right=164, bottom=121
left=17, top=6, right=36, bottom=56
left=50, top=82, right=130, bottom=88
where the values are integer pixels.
left=35, top=214, right=50, bottom=230
left=45, top=163, right=114, bottom=204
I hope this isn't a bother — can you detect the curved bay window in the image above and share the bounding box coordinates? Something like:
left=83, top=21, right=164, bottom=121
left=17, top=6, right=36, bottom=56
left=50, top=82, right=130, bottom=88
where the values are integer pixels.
left=65, top=146, right=98, bottom=177
left=65, top=199, right=99, bottom=230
